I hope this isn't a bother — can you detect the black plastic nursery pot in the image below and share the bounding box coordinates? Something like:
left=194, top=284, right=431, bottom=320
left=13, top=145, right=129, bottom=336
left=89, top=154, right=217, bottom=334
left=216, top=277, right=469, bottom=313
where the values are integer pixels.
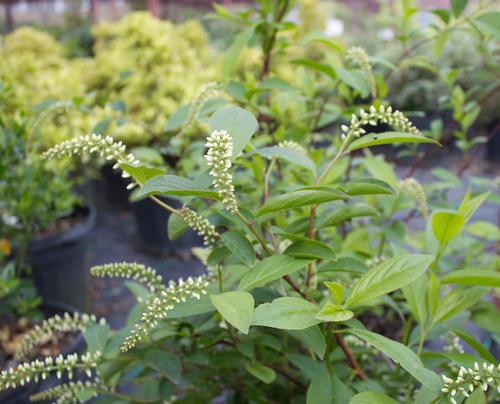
left=26, top=205, right=96, bottom=313
left=0, top=302, right=85, bottom=404
left=133, top=196, right=203, bottom=256
left=100, top=163, right=131, bottom=207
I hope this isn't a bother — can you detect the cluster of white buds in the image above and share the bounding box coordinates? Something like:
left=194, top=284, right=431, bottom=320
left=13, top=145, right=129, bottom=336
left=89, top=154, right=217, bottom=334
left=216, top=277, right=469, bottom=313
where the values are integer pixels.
left=182, top=207, right=219, bottom=246
left=340, top=105, right=420, bottom=140
left=365, top=255, right=387, bottom=268
left=16, top=313, right=105, bottom=360
left=399, top=177, right=429, bottom=220
left=346, top=46, right=377, bottom=98
left=121, top=276, right=210, bottom=352
left=0, top=352, right=101, bottom=391
left=442, top=331, right=465, bottom=355
left=180, top=82, right=224, bottom=134
left=441, top=362, right=500, bottom=403
left=42, top=134, right=139, bottom=168
left=278, top=140, right=307, bottom=154
left=30, top=379, right=103, bottom=403
left=205, top=130, right=239, bottom=215
left=90, top=262, right=165, bottom=293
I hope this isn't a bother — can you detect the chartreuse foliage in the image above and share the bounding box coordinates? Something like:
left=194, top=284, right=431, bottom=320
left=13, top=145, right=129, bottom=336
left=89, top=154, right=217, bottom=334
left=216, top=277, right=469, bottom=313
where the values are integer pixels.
left=2, top=0, right=500, bottom=403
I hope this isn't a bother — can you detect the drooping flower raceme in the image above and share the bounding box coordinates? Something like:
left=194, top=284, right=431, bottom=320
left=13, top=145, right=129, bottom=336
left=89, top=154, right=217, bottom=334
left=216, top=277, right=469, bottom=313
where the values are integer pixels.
left=90, top=262, right=165, bottom=293
left=341, top=105, right=420, bottom=140
left=29, top=379, right=103, bottom=403
left=441, top=362, right=500, bottom=403
left=205, top=130, right=239, bottom=215
left=347, top=46, right=376, bottom=98
left=121, top=276, right=210, bottom=352
left=278, top=140, right=307, bottom=154
left=180, top=82, right=224, bottom=134
left=399, top=177, right=429, bottom=220
left=16, top=313, right=105, bottom=360
left=182, top=207, right=219, bottom=246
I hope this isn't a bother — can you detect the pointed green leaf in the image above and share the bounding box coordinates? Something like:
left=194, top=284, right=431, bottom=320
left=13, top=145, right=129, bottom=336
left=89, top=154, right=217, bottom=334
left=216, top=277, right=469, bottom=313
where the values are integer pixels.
left=348, top=328, right=441, bottom=391
left=315, top=301, right=353, bottom=322
left=244, top=363, right=276, bottom=384
left=347, top=132, right=439, bottom=152
left=317, top=203, right=379, bottom=228
left=431, top=211, right=465, bottom=245
left=350, top=391, right=397, bottom=404
left=120, top=163, right=165, bottom=186
left=324, top=282, right=344, bottom=304
left=475, top=12, right=500, bottom=39
left=289, top=326, right=327, bottom=359
left=221, top=230, right=255, bottom=266
left=451, top=0, right=468, bottom=17
left=252, top=297, right=321, bottom=330
left=441, top=269, right=500, bottom=288
left=238, top=255, right=312, bottom=290
left=284, top=240, right=336, bottom=261
left=248, top=146, right=316, bottom=174
left=342, top=178, right=395, bottom=196
left=136, top=175, right=219, bottom=199
left=223, top=25, right=256, bottom=78
left=346, top=255, right=434, bottom=308
left=167, top=213, right=189, bottom=240
left=210, top=291, right=254, bottom=334
left=433, top=287, right=488, bottom=325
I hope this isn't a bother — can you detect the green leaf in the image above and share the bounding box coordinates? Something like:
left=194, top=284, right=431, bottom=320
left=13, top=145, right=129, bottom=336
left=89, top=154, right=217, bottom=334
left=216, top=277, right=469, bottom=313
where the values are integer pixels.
left=431, top=211, right=465, bottom=245
left=292, top=59, right=337, bottom=81
left=475, top=12, right=500, bottom=39
left=402, top=273, right=428, bottom=324
left=346, top=255, right=434, bottom=308
left=466, top=221, right=500, bottom=241
left=433, top=287, right=488, bottom=325
left=441, top=269, right=500, bottom=288
left=350, top=391, right=397, bottom=404
left=317, top=203, right=378, bottom=228
left=252, top=297, right=321, bottom=330
left=289, top=326, right=326, bottom=359
left=458, top=191, right=490, bottom=223
left=144, top=349, right=182, bottom=384
left=209, top=106, right=258, bottom=158
left=167, top=213, right=188, bottom=240
left=347, top=132, right=439, bottom=152
left=257, top=188, right=349, bottom=216
left=299, top=32, right=344, bottom=53
left=348, top=328, right=441, bottom=391
left=318, top=257, right=368, bottom=275
left=210, top=291, right=254, bottom=334
left=284, top=240, right=336, bottom=261
left=238, top=255, right=311, bottom=290
left=307, top=368, right=332, bottom=404
left=446, top=326, right=497, bottom=364
left=120, top=163, right=165, bottom=186
left=248, top=146, right=316, bottom=174
left=336, top=67, right=370, bottom=97
left=324, top=281, right=344, bottom=304
left=223, top=25, right=256, bottom=78
left=431, top=9, right=451, bottom=24
left=165, top=104, right=190, bottom=131
left=84, top=323, right=110, bottom=354
left=244, top=363, right=276, bottom=384
left=221, top=230, right=255, bottom=266
left=342, top=178, right=395, bottom=196
left=167, top=294, right=215, bottom=318
left=315, top=301, right=353, bottom=322
left=427, top=271, right=440, bottom=319
left=451, top=0, right=468, bottom=17
left=136, top=175, right=219, bottom=199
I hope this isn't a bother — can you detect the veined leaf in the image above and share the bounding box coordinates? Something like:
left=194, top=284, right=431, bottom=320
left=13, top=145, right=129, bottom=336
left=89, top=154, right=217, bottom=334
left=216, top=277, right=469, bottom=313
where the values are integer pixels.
left=209, top=106, right=258, bottom=159
left=289, top=326, right=326, bottom=359
left=210, top=291, right=254, bottom=334
left=221, top=230, right=255, bottom=266
left=324, top=281, right=344, bottom=304
left=347, top=132, right=439, bottom=152
left=222, top=25, right=256, bottom=78
left=248, top=146, right=316, bottom=174
left=315, top=301, right=353, bottom=322
left=336, top=67, right=370, bottom=97
left=346, top=255, right=434, bottom=308
left=167, top=294, right=215, bottom=318
left=284, top=240, right=336, bottom=261
left=318, top=257, right=368, bottom=275
left=431, top=211, right=465, bottom=245
left=144, top=349, right=181, bottom=384
left=257, top=188, right=349, bottom=216
left=446, top=326, right=497, bottom=364
left=402, top=273, right=428, bottom=324
left=317, top=203, right=378, bottom=228
left=433, top=287, right=488, bottom=325
left=348, top=328, right=441, bottom=391
left=245, top=363, right=276, bottom=384
left=167, top=213, right=189, bottom=240
left=292, top=59, right=337, bottom=81
left=252, top=297, right=321, bottom=330
left=299, top=32, right=344, bottom=53
left=120, top=163, right=165, bottom=186
left=342, top=178, right=395, bottom=196
left=238, top=255, right=311, bottom=290
left=136, top=175, right=218, bottom=199
left=458, top=191, right=490, bottom=223
left=441, top=269, right=500, bottom=288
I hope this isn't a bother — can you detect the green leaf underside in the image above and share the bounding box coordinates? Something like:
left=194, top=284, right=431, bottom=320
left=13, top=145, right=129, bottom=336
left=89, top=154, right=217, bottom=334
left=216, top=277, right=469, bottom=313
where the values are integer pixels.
left=257, top=188, right=349, bottom=216
left=347, top=132, right=439, bottom=152
left=252, top=297, right=321, bottom=330
left=239, top=255, right=312, bottom=290
left=209, top=106, right=258, bottom=159
left=284, top=240, right=336, bottom=261
left=221, top=230, right=256, bottom=266
left=441, top=269, right=500, bottom=288
left=210, top=291, right=254, bottom=334
left=346, top=254, right=434, bottom=308
left=248, top=146, right=317, bottom=174
left=342, top=178, right=395, bottom=196
left=136, top=175, right=218, bottom=199
left=167, top=213, right=189, bottom=240
left=348, top=328, right=442, bottom=391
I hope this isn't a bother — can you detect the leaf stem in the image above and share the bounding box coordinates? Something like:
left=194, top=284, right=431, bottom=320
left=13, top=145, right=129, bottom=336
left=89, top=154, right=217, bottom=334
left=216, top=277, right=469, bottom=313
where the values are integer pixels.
left=332, top=327, right=366, bottom=380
